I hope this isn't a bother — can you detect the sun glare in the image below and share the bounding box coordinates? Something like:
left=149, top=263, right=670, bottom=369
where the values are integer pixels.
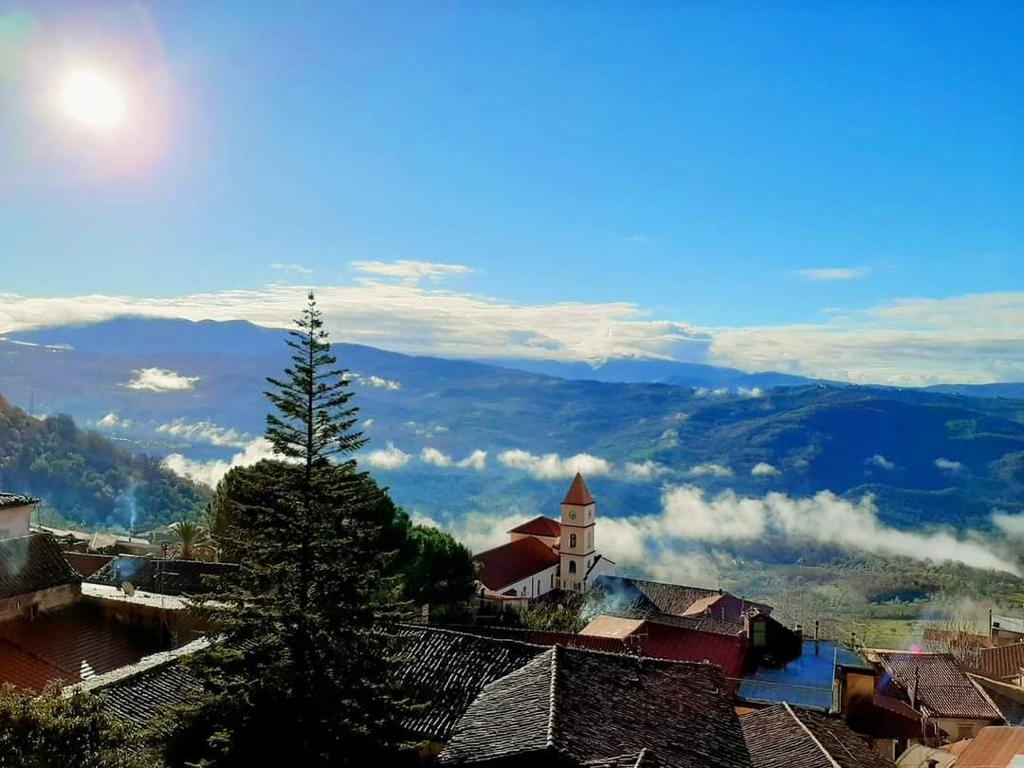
left=60, top=69, right=127, bottom=132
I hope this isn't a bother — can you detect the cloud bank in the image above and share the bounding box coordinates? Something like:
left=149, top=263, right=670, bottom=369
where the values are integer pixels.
left=4, top=275, right=1024, bottom=385
left=163, top=438, right=277, bottom=487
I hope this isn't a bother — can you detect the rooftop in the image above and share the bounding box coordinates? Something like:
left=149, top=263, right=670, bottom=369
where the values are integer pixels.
left=508, top=515, right=562, bottom=538
left=874, top=651, right=1004, bottom=721
left=590, top=575, right=772, bottom=632
left=472, top=536, right=559, bottom=591
left=440, top=645, right=752, bottom=768
left=976, top=642, right=1024, bottom=681
left=393, top=625, right=548, bottom=742
left=0, top=603, right=162, bottom=690
left=955, top=726, right=1024, bottom=768
left=88, top=555, right=238, bottom=595
left=0, top=493, right=38, bottom=510
left=742, top=703, right=895, bottom=768
left=0, top=533, right=80, bottom=600
left=563, top=472, right=595, bottom=506
left=70, top=638, right=209, bottom=731
left=739, top=640, right=868, bottom=711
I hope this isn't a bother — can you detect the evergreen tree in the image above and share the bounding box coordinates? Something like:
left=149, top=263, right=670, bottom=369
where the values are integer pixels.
left=167, top=292, right=410, bottom=767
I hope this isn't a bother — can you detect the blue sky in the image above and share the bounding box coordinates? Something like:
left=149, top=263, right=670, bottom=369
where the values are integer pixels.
left=1, top=1, right=1023, bottom=383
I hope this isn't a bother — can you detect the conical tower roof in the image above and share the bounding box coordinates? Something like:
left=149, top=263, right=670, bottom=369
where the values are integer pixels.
left=562, top=472, right=594, bottom=505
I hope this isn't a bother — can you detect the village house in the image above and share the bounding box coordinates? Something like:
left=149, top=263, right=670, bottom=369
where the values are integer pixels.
left=0, top=492, right=37, bottom=541
left=860, top=650, right=1007, bottom=743
left=471, top=473, right=615, bottom=599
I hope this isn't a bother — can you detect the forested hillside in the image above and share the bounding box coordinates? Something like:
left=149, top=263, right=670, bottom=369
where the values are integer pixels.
left=0, top=395, right=209, bottom=530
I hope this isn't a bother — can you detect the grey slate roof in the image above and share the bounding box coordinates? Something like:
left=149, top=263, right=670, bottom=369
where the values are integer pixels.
left=741, top=703, right=895, bottom=768
left=394, top=625, right=549, bottom=742
left=0, top=493, right=38, bottom=510
left=89, top=555, right=238, bottom=596
left=72, top=638, right=208, bottom=731
left=439, top=645, right=752, bottom=768
left=0, top=534, right=79, bottom=599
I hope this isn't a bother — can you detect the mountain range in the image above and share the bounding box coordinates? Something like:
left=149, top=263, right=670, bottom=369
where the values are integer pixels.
left=1, top=317, right=1023, bottom=544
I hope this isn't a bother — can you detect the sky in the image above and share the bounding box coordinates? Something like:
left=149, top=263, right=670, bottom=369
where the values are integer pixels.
left=1, top=1, right=1023, bottom=384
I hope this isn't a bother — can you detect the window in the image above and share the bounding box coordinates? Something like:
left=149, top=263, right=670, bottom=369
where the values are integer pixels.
left=957, top=724, right=974, bottom=740
left=550, top=573, right=555, bottom=588
left=569, top=560, right=577, bottom=574
left=569, top=533, right=577, bottom=548
left=752, top=620, right=767, bottom=647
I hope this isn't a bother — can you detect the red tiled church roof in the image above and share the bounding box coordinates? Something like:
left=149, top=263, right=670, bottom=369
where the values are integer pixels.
left=473, top=537, right=558, bottom=591
left=562, top=472, right=594, bottom=505
left=508, top=516, right=561, bottom=538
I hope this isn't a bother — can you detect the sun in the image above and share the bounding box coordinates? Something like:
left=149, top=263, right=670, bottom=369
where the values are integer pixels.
left=60, top=68, right=127, bottom=132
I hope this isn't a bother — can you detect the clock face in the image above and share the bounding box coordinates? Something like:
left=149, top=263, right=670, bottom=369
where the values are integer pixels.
left=569, top=510, right=576, bottom=520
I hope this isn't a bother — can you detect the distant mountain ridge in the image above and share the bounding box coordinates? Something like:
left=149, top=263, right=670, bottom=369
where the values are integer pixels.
left=2, top=317, right=1024, bottom=537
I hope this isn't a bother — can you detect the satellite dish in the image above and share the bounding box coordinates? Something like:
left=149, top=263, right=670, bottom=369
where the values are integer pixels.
left=121, top=580, right=135, bottom=597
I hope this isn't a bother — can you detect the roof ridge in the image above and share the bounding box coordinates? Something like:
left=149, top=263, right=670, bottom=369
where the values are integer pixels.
left=783, top=702, right=841, bottom=768
left=66, top=636, right=210, bottom=695
left=545, top=646, right=559, bottom=750
left=395, top=623, right=550, bottom=652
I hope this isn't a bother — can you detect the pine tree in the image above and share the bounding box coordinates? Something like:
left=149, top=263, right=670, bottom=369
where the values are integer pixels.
left=169, top=292, right=410, bottom=767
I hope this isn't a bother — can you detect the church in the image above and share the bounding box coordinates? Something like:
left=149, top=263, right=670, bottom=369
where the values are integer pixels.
left=472, top=473, right=615, bottom=599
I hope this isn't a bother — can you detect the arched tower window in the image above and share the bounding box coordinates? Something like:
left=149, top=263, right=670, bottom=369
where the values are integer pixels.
left=569, top=560, right=577, bottom=575
left=569, top=533, right=577, bottom=548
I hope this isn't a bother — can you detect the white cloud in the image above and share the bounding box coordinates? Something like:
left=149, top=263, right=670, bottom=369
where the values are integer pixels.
left=867, top=454, right=896, bottom=471
left=685, top=463, right=733, bottom=478
left=793, top=267, right=871, bottom=281
left=4, top=285, right=1024, bottom=386
left=162, top=438, right=278, bottom=488
left=97, top=412, right=130, bottom=429
left=270, top=262, right=313, bottom=275
left=156, top=418, right=249, bottom=448
left=350, top=260, right=473, bottom=285
left=649, top=485, right=1019, bottom=574
left=935, top=457, right=964, bottom=472
left=363, top=442, right=410, bottom=470
left=625, top=460, right=671, bottom=481
left=751, top=462, right=780, bottom=477
left=420, top=447, right=452, bottom=467
left=349, top=372, right=401, bottom=391
left=363, top=418, right=375, bottom=428
left=497, top=449, right=612, bottom=480
left=123, top=368, right=199, bottom=392
left=992, top=511, right=1024, bottom=539
left=737, top=387, right=763, bottom=398
left=457, top=449, right=488, bottom=471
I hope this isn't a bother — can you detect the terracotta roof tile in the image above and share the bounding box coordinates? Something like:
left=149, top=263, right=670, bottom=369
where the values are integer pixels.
left=742, top=703, right=895, bottom=768
left=563, top=472, right=595, bottom=505
left=508, top=516, right=562, bottom=537
left=440, top=645, right=752, bottom=768
left=472, top=537, right=558, bottom=591
left=0, top=604, right=160, bottom=690
left=592, top=575, right=773, bottom=622
left=955, top=726, right=1024, bottom=768
left=64, top=552, right=113, bottom=579
left=977, top=643, right=1024, bottom=681
left=876, top=652, right=1003, bottom=721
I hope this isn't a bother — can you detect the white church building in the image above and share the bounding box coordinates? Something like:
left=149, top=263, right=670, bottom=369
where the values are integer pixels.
left=472, top=473, right=615, bottom=599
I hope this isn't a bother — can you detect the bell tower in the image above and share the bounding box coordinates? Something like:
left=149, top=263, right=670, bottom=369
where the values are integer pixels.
left=559, top=473, right=596, bottom=592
